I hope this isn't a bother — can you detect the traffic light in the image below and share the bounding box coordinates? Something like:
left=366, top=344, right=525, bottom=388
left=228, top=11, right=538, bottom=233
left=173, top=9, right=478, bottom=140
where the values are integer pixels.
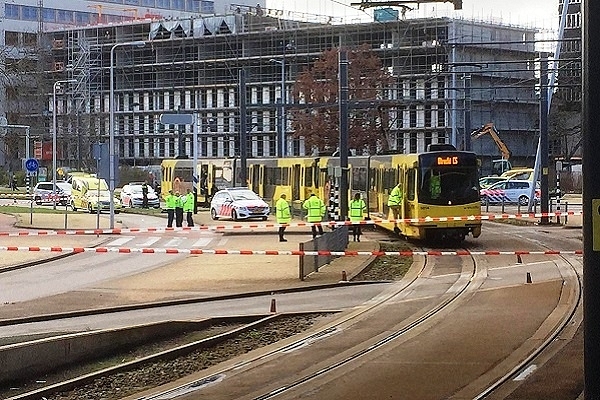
left=453, top=0, right=462, bottom=10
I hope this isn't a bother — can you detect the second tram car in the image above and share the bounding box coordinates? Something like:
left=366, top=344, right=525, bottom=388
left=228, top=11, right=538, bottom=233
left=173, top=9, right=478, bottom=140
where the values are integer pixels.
left=160, top=146, right=482, bottom=241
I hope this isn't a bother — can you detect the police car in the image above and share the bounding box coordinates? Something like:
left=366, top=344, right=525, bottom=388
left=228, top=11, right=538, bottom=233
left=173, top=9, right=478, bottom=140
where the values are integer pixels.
left=210, top=187, right=270, bottom=221
left=480, top=179, right=540, bottom=206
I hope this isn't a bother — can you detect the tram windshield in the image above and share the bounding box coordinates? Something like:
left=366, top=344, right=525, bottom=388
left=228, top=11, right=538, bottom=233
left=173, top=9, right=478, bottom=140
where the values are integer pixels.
left=418, top=153, right=480, bottom=206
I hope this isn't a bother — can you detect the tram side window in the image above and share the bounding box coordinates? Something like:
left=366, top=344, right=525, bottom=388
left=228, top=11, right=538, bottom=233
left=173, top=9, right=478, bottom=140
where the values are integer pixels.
left=305, top=166, right=314, bottom=187
left=383, top=168, right=396, bottom=192
left=352, top=167, right=367, bottom=192
left=369, top=168, right=378, bottom=192
left=407, top=169, right=416, bottom=201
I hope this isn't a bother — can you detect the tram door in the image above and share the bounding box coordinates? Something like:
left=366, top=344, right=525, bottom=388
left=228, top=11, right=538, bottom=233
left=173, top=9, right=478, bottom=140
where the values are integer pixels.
left=404, top=167, right=416, bottom=222
left=251, top=164, right=263, bottom=197
left=292, top=164, right=301, bottom=201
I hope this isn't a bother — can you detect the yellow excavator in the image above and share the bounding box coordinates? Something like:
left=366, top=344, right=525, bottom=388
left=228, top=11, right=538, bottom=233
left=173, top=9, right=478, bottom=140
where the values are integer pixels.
left=471, top=122, right=512, bottom=175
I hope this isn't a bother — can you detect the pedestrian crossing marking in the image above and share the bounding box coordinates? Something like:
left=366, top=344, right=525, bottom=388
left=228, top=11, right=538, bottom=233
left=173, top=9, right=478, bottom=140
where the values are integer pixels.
left=105, top=236, right=135, bottom=246
left=138, top=237, right=161, bottom=247
left=164, top=237, right=184, bottom=247
left=192, top=238, right=212, bottom=247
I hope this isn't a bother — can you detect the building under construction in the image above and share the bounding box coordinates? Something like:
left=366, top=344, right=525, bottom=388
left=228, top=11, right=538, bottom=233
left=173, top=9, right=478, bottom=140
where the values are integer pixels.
left=43, top=5, right=541, bottom=173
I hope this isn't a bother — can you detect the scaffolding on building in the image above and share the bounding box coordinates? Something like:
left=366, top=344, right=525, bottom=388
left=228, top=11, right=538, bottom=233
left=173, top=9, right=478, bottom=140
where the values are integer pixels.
left=44, top=8, right=541, bottom=173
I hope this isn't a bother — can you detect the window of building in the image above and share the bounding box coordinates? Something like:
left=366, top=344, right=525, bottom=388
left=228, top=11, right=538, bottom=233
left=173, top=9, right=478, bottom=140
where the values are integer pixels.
left=57, top=10, right=74, bottom=23
left=75, top=12, right=91, bottom=25
left=187, top=0, right=199, bottom=12
left=23, top=32, right=37, bottom=46
left=22, top=6, right=38, bottom=21
left=566, top=12, right=581, bottom=29
left=4, top=31, right=19, bottom=46
left=409, top=132, right=418, bottom=153
left=200, top=0, right=214, bottom=13
left=42, top=8, right=56, bottom=22
left=437, top=105, right=446, bottom=127
left=123, top=0, right=141, bottom=5
left=138, top=140, right=145, bottom=158
left=156, top=0, right=170, bottom=8
left=142, top=0, right=156, bottom=6
left=172, top=0, right=185, bottom=10
left=5, top=4, right=19, bottom=19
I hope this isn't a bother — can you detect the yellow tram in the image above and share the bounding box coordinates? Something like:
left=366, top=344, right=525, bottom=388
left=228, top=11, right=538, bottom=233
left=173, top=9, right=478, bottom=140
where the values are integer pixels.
left=160, top=145, right=482, bottom=241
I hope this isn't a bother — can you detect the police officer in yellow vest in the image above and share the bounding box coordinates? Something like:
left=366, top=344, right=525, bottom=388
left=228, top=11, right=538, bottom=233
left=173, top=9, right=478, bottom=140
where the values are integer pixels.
left=175, top=191, right=184, bottom=227
left=303, top=192, right=326, bottom=239
left=349, top=192, right=367, bottom=242
left=275, top=193, right=292, bottom=242
left=388, top=183, right=402, bottom=231
left=164, top=189, right=177, bottom=228
left=183, top=188, right=195, bottom=227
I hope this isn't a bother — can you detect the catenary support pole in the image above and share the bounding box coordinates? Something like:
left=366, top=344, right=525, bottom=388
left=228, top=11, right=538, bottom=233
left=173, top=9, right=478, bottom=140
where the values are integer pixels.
left=338, top=49, right=349, bottom=221
left=583, top=1, right=600, bottom=398
left=239, top=69, right=248, bottom=186
left=539, top=58, right=549, bottom=225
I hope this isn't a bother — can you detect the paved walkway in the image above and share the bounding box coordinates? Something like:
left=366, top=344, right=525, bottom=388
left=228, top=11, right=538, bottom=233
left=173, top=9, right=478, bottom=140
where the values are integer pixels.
left=0, top=211, right=378, bottom=310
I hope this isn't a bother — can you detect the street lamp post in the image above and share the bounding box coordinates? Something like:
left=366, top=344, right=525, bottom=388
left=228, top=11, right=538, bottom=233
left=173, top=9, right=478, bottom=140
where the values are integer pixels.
left=110, top=40, right=145, bottom=228
left=52, top=79, right=76, bottom=209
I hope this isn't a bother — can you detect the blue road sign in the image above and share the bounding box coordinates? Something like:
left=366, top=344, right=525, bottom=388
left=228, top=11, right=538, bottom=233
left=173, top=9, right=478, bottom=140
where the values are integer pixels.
left=25, top=158, right=39, bottom=172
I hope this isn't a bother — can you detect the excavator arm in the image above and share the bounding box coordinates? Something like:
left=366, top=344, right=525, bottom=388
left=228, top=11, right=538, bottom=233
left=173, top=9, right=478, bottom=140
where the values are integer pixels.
left=471, top=123, right=511, bottom=160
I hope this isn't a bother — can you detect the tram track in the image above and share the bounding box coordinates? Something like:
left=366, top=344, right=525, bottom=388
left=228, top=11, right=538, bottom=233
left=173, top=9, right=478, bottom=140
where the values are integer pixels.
left=0, top=223, right=584, bottom=399
left=118, top=241, right=484, bottom=400
left=468, top=225, right=583, bottom=399
left=1, top=231, right=476, bottom=400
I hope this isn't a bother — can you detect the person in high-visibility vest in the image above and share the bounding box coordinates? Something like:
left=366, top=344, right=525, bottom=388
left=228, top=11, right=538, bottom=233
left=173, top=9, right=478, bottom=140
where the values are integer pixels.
left=387, top=183, right=402, bottom=231
left=183, top=188, right=195, bottom=227
left=349, top=192, right=367, bottom=242
left=303, top=192, right=326, bottom=239
left=164, top=189, right=177, bottom=228
left=175, top=191, right=184, bottom=228
left=275, top=193, right=292, bottom=242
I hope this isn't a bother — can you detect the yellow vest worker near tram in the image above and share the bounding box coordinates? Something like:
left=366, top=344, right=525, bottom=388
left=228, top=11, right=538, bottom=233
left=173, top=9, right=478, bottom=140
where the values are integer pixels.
left=165, top=190, right=177, bottom=228
left=349, top=192, right=367, bottom=242
left=275, top=193, right=292, bottom=242
left=387, top=183, right=403, bottom=231
left=303, top=192, right=326, bottom=239
left=183, top=189, right=195, bottom=227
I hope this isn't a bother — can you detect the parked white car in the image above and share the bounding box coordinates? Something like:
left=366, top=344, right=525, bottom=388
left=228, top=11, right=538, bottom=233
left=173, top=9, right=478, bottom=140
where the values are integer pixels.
left=210, top=187, right=270, bottom=221
left=120, top=183, right=160, bottom=208
left=32, top=182, right=69, bottom=206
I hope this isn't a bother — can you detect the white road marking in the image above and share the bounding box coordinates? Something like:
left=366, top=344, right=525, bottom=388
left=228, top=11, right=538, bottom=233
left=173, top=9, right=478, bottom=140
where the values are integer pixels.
left=105, top=236, right=135, bottom=246
left=164, top=237, right=184, bottom=247
left=138, top=237, right=161, bottom=247
left=192, top=238, right=213, bottom=247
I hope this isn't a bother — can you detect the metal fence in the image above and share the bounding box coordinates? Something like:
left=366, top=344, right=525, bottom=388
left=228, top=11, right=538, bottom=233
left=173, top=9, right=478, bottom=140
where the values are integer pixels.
left=298, top=226, right=349, bottom=280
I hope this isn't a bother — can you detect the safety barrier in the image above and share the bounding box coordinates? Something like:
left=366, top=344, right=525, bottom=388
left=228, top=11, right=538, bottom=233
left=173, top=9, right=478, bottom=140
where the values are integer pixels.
left=0, top=246, right=583, bottom=256
left=0, top=210, right=583, bottom=237
left=299, top=226, right=348, bottom=280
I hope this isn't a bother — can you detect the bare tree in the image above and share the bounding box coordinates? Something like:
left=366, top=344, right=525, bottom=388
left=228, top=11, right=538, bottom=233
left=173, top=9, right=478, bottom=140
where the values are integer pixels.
left=290, top=44, right=393, bottom=154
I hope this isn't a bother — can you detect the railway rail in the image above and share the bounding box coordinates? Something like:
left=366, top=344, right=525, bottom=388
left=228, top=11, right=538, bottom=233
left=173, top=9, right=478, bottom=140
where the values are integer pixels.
left=0, top=222, right=584, bottom=399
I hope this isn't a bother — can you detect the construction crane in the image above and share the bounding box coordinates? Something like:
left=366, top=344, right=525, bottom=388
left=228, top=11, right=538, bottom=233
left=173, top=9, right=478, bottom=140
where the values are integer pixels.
left=471, top=122, right=512, bottom=175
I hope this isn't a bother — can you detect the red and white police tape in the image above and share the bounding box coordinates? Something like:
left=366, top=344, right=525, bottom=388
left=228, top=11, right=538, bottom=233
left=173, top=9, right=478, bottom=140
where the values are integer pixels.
left=0, top=211, right=583, bottom=237
left=0, top=246, right=584, bottom=256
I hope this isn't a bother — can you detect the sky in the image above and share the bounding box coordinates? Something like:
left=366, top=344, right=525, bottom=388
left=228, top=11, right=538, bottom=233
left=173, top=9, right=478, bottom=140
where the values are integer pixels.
left=269, top=0, right=559, bottom=32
